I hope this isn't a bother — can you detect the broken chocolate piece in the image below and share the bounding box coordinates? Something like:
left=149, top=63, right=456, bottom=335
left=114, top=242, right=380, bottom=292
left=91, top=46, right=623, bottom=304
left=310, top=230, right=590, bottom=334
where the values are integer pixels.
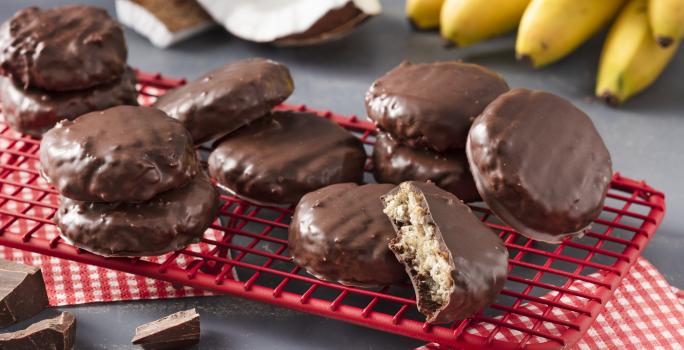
left=132, top=308, right=200, bottom=350
left=0, top=259, right=49, bottom=328
left=382, top=181, right=508, bottom=323
left=0, top=312, right=75, bottom=350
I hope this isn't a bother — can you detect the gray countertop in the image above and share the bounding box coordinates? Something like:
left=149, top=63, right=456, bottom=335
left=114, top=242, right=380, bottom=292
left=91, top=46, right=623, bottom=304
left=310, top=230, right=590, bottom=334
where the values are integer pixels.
left=0, top=0, right=682, bottom=349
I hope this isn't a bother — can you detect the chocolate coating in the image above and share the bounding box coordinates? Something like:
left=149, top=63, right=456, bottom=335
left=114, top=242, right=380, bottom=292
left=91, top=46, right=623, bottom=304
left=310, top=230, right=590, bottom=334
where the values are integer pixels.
left=289, top=183, right=406, bottom=287
left=383, top=181, right=508, bottom=323
left=154, top=58, right=294, bottom=143
left=40, top=106, right=198, bottom=203
left=1, top=68, right=138, bottom=137
left=467, top=89, right=613, bottom=243
left=56, top=172, right=219, bottom=257
left=0, top=5, right=127, bottom=91
left=372, top=132, right=480, bottom=202
left=365, top=61, right=509, bottom=152
left=208, top=111, right=366, bottom=205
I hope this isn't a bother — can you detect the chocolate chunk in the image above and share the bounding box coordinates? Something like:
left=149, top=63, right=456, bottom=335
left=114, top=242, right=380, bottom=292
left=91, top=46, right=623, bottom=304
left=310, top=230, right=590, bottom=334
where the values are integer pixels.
left=208, top=111, right=366, bottom=205
left=154, top=58, right=294, bottom=143
left=382, top=181, right=508, bottom=323
left=289, top=183, right=406, bottom=287
left=0, top=67, right=138, bottom=137
left=0, top=5, right=127, bottom=91
left=0, top=259, right=49, bottom=328
left=0, top=312, right=75, bottom=350
left=56, top=172, right=219, bottom=257
left=132, top=309, right=200, bottom=350
left=372, top=132, right=480, bottom=202
left=365, top=61, right=509, bottom=152
left=40, top=106, right=199, bottom=203
left=467, top=89, right=613, bottom=243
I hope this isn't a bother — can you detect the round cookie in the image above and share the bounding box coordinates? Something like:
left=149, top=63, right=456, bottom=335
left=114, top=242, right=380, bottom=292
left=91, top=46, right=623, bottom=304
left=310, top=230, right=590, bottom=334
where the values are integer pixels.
left=154, top=58, right=294, bottom=143
left=372, top=132, right=480, bottom=202
left=1, top=67, right=138, bottom=137
left=289, top=183, right=406, bottom=287
left=365, top=61, right=509, bottom=152
left=40, top=106, right=199, bottom=203
left=56, top=172, right=219, bottom=257
left=467, top=88, right=613, bottom=243
left=208, top=111, right=366, bottom=205
left=0, top=5, right=127, bottom=91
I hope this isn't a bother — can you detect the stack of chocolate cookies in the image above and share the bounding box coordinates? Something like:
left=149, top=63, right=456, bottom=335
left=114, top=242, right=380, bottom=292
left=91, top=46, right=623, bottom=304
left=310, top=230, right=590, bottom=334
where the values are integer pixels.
left=0, top=5, right=138, bottom=137
left=40, top=106, right=219, bottom=257
left=366, top=61, right=510, bottom=202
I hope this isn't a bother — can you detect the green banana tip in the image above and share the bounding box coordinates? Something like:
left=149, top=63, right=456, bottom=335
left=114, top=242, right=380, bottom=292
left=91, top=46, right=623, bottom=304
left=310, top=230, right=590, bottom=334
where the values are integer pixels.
left=656, top=36, right=674, bottom=48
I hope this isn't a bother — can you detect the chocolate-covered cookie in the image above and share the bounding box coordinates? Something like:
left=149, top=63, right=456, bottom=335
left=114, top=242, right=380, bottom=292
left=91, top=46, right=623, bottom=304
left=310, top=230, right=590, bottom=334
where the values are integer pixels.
left=467, top=89, right=613, bottom=243
left=382, top=181, right=508, bottom=323
left=40, top=106, right=198, bottom=203
left=154, top=58, right=294, bottom=143
left=0, top=5, right=127, bottom=91
left=365, top=61, right=509, bottom=152
left=1, top=68, right=138, bottom=137
left=56, top=172, right=219, bottom=257
left=289, top=183, right=406, bottom=287
left=372, top=132, right=480, bottom=202
left=208, top=111, right=366, bottom=205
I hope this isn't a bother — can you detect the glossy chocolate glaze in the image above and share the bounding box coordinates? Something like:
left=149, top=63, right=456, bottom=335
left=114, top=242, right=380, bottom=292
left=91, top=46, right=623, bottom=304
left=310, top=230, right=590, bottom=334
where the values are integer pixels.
left=1, top=67, right=138, bottom=137
left=56, top=172, right=219, bottom=257
left=372, top=132, right=480, bottom=202
left=208, top=111, right=366, bottom=205
left=0, top=5, right=127, bottom=91
left=154, top=58, right=294, bottom=143
left=467, top=89, right=613, bottom=243
left=40, top=106, right=198, bottom=203
left=383, top=181, right=508, bottom=323
left=289, top=183, right=406, bottom=287
left=365, top=61, right=509, bottom=152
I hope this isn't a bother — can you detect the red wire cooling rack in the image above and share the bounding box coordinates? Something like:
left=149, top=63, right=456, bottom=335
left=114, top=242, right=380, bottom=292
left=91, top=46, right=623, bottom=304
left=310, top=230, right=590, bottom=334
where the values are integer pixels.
left=0, top=71, right=666, bottom=349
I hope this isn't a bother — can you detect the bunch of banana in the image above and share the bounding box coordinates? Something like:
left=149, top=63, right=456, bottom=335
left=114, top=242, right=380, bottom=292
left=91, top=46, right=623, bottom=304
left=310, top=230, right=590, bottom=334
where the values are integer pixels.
left=597, top=0, right=680, bottom=105
left=406, top=0, right=682, bottom=105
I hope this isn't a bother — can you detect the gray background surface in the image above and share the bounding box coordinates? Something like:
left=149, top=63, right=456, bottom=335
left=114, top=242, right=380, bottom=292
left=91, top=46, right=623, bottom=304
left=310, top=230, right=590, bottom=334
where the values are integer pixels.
left=0, top=0, right=682, bottom=349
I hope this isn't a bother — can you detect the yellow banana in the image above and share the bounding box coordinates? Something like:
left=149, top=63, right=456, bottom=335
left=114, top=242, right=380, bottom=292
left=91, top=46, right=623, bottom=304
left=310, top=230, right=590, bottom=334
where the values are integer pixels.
left=649, top=0, right=684, bottom=47
left=406, top=0, right=445, bottom=29
left=440, top=0, right=531, bottom=47
left=597, top=0, right=679, bottom=105
left=516, top=0, right=625, bottom=67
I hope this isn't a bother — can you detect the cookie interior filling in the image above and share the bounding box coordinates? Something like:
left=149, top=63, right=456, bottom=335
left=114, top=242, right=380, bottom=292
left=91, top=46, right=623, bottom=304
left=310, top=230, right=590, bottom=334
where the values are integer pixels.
left=383, top=183, right=454, bottom=312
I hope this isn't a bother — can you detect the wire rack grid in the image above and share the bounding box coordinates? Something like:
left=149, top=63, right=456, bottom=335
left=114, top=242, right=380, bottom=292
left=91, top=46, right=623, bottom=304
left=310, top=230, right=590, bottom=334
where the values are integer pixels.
left=0, top=70, right=666, bottom=349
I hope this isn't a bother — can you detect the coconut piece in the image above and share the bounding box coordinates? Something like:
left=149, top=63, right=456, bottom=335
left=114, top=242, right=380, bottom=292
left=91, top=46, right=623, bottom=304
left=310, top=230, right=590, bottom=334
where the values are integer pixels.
left=115, top=0, right=215, bottom=48
left=197, top=0, right=381, bottom=46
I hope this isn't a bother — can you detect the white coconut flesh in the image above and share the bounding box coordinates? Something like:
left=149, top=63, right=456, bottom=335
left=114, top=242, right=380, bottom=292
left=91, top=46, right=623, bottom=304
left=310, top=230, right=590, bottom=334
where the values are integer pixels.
left=197, top=0, right=381, bottom=43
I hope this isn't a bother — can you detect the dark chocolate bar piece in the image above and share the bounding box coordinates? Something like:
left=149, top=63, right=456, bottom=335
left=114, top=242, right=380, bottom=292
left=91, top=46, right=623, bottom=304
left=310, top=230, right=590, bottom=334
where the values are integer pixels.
left=131, top=308, right=200, bottom=349
left=0, top=312, right=76, bottom=350
left=0, top=259, right=49, bottom=328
